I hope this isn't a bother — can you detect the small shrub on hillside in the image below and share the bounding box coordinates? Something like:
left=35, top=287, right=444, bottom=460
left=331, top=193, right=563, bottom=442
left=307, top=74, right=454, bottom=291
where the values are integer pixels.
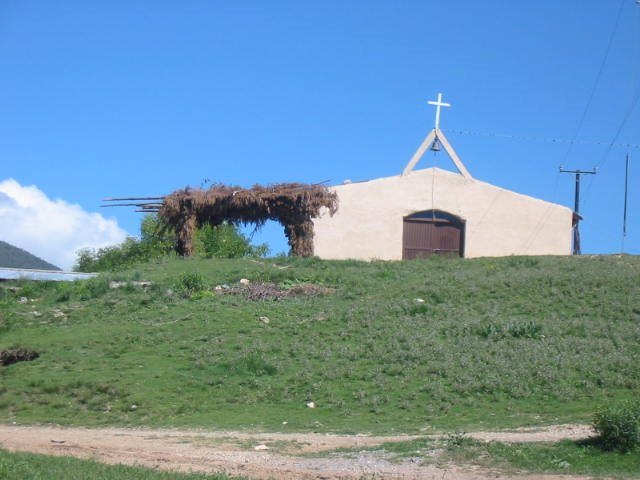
left=77, top=276, right=111, bottom=300
left=174, top=272, right=207, bottom=298
left=55, top=290, right=71, bottom=302
left=53, top=282, right=74, bottom=302
left=222, top=353, right=278, bottom=376
left=593, top=400, right=640, bottom=452
left=444, top=431, right=472, bottom=449
left=475, top=319, right=542, bottom=340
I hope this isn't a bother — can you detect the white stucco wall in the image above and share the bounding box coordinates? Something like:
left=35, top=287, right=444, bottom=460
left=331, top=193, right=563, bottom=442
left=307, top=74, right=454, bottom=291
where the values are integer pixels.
left=312, top=167, right=572, bottom=260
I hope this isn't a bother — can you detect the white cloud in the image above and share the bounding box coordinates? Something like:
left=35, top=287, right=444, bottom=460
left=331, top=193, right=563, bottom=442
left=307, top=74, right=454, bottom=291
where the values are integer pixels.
left=0, top=178, right=128, bottom=271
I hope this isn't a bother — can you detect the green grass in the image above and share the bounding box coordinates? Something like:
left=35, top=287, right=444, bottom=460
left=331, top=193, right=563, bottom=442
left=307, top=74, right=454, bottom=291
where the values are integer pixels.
left=322, top=435, right=640, bottom=478
left=478, top=439, right=640, bottom=477
left=0, top=448, right=243, bottom=480
left=0, top=255, right=639, bottom=433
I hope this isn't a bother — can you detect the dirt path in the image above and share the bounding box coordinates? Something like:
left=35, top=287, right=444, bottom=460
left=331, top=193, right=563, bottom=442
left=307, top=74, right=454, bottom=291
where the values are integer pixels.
left=0, top=424, right=598, bottom=480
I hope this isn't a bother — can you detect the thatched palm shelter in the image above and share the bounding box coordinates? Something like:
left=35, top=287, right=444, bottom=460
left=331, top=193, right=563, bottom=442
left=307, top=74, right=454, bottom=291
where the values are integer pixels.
left=157, top=183, right=338, bottom=257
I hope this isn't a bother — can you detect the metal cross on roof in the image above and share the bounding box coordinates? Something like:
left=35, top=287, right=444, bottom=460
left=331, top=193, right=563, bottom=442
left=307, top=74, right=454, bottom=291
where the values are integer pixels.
left=428, top=92, right=450, bottom=130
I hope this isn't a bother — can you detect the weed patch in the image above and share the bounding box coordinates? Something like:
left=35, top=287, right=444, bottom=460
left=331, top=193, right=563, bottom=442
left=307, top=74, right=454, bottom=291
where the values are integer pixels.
left=475, top=319, right=542, bottom=340
left=221, top=353, right=278, bottom=377
left=219, top=281, right=332, bottom=301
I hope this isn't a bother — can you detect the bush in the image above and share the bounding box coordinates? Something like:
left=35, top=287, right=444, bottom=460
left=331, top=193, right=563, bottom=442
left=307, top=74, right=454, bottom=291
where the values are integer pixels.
left=475, top=319, right=542, bottom=340
left=77, top=276, right=111, bottom=300
left=593, top=400, right=640, bottom=452
left=194, top=222, right=268, bottom=259
left=174, top=272, right=207, bottom=298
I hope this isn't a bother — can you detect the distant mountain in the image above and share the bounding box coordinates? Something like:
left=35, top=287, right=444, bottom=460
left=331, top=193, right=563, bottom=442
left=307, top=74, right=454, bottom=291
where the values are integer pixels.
left=0, top=240, right=61, bottom=271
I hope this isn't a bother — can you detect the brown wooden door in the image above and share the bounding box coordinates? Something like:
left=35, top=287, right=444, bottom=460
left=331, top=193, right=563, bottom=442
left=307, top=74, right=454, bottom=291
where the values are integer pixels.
left=402, top=219, right=463, bottom=259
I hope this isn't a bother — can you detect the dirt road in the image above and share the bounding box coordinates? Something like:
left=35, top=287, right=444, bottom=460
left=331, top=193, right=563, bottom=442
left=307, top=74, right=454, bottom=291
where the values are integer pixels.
left=0, top=424, right=598, bottom=479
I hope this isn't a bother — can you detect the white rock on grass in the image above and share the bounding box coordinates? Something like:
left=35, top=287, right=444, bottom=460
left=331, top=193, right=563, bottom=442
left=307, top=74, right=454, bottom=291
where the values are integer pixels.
left=306, top=401, right=316, bottom=409
left=253, top=444, right=269, bottom=451
left=239, top=278, right=250, bottom=285
left=259, top=316, right=270, bottom=324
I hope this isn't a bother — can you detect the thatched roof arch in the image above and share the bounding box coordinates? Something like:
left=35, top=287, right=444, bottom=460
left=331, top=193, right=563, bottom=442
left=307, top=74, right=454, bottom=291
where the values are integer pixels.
left=158, top=182, right=338, bottom=257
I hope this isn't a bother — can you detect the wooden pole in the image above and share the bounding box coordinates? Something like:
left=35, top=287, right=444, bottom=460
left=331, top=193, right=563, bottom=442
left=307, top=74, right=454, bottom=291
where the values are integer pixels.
left=102, top=196, right=166, bottom=201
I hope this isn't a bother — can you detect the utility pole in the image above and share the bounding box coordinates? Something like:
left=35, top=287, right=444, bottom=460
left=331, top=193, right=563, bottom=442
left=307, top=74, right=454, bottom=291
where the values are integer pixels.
left=559, top=166, right=597, bottom=255
left=622, top=152, right=630, bottom=252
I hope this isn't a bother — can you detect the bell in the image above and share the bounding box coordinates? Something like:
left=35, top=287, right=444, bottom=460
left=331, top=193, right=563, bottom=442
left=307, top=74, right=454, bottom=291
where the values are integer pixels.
left=430, top=138, right=441, bottom=152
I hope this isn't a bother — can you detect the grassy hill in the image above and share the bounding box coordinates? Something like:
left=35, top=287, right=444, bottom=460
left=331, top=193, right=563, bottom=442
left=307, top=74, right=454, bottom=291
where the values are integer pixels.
left=0, top=255, right=638, bottom=433
left=0, top=240, right=60, bottom=271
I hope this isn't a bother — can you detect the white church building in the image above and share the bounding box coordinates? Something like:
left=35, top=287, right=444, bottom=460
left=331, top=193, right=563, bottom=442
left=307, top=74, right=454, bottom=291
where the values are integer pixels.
left=312, top=94, right=573, bottom=260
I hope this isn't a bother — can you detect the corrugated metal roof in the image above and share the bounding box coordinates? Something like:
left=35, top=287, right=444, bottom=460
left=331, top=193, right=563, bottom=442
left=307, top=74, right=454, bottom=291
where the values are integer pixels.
left=0, top=268, right=98, bottom=282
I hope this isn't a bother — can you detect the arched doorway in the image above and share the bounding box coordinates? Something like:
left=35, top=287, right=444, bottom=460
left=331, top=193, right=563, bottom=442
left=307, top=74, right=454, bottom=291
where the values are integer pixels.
left=402, top=210, right=465, bottom=259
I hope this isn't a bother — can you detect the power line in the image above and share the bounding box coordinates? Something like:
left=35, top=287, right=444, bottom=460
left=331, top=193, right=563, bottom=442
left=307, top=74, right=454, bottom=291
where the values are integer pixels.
left=583, top=1, right=640, bottom=205
left=594, top=77, right=640, bottom=170
left=443, top=128, right=639, bottom=150
left=561, top=0, right=626, bottom=165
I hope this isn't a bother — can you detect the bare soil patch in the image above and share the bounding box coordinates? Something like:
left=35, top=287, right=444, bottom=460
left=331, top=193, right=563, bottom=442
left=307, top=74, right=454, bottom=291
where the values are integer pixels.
left=0, top=424, right=598, bottom=479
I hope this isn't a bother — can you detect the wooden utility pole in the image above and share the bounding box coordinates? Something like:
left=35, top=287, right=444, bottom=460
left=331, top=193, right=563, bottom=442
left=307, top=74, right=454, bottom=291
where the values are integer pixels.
left=622, top=152, right=630, bottom=252
left=559, top=166, right=597, bottom=255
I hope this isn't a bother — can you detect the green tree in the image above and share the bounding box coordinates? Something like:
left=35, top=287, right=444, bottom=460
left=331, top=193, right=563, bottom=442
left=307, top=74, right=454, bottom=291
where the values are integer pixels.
left=74, top=215, right=175, bottom=272
left=74, top=216, right=268, bottom=272
left=140, top=214, right=175, bottom=255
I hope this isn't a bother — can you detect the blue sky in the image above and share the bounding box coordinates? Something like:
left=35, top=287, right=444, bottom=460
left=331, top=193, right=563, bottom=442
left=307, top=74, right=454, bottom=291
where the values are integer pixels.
left=1, top=1, right=639, bottom=267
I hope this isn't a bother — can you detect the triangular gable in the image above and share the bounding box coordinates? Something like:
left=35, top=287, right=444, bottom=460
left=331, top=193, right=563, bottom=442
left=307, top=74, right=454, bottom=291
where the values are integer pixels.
left=401, top=128, right=473, bottom=179
left=401, top=93, right=473, bottom=179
